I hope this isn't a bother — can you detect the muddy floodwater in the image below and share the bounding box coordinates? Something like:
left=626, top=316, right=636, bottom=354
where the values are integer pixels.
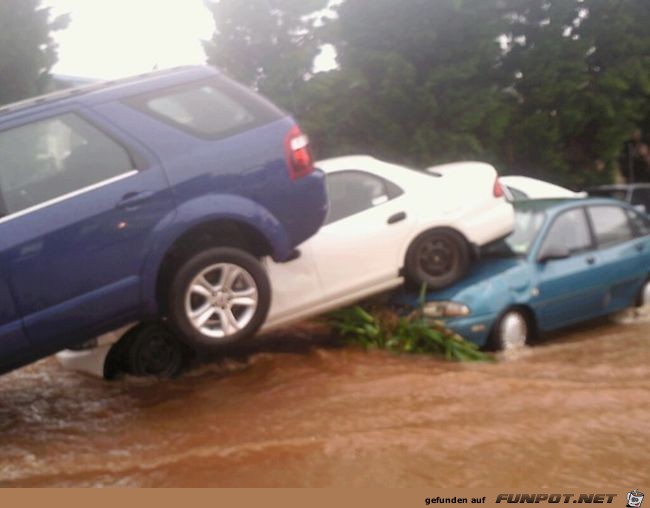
left=1, top=315, right=649, bottom=487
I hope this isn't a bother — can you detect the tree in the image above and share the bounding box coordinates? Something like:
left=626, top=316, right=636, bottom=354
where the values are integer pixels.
left=301, top=0, right=514, bottom=167
left=0, top=0, right=69, bottom=106
left=498, top=0, right=650, bottom=186
left=203, top=0, right=650, bottom=185
left=203, top=0, right=329, bottom=112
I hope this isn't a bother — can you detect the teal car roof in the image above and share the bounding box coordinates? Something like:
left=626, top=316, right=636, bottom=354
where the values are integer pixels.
left=514, top=197, right=630, bottom=215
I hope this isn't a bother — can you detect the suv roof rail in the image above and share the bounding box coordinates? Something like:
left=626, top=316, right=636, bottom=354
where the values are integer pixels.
left=0, top=65, right=197, bottom=118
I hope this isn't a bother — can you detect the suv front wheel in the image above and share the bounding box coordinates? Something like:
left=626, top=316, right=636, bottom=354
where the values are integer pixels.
left=167, top=247, right=271, bottom=351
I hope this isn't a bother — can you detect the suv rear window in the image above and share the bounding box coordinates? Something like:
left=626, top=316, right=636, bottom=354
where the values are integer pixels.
left=128, top=77, right=283, bottom=139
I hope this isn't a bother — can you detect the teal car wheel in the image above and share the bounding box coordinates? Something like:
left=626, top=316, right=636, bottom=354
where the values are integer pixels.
left=640, top=280, right=650, bottom=307
left=491, top=310, right=529, bottom=351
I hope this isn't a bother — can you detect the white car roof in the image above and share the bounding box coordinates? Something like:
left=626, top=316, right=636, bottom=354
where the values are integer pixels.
left=500, top=175, right=582, bottom=199
left=316, top=156, right=495, bottom=177
left=315, top=155, right=390, bottom=174
left=315, top=155, right=428, bottom=189
left=315, top=156, right=500, bottom=196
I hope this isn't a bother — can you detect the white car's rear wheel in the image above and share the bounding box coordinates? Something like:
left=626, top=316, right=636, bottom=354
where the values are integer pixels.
left=125, top=324, right=186, bottom=377
left=404, top=229, right=470, bottom=289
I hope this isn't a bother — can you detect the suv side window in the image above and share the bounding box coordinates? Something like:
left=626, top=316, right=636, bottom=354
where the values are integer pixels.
left=587, top=205, right=635, bottom=247
left=541, top=208, right=592, bottom=255
left=325, top=171, right=399, bottom=225
left=129, top=77, right=283, bottom=140
left=0, top=113, right=134, bottom=215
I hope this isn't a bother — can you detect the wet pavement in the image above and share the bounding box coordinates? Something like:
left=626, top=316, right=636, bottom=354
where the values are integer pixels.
left=1, top=314, right=649, bottom=487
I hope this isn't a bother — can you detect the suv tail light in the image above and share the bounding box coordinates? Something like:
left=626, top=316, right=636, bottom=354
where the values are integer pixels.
left=493, top=177, right=505, bottom=198
left=285, top=125, right=314, bottom=180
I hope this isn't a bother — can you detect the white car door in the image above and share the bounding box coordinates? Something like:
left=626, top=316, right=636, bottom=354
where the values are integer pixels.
left=310, top=170, right=414, bottom=302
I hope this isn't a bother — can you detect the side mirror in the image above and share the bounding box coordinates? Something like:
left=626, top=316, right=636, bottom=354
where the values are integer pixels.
left=537, top=244, right=571, bottom=263
left=634, top=204, right=647, bottom=214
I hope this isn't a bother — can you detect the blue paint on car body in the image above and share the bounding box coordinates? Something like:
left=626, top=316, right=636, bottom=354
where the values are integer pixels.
left=394, top=198, right=650, bottom=347
left=0, top=66, right=327, bottom=374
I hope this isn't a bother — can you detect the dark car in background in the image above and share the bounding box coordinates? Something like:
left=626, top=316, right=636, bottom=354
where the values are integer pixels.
left=0, top=65, right=328, bottom=375
left=588, top=183, right=650, bottom=214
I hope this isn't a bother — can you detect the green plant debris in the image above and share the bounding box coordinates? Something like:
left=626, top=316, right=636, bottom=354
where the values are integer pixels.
left=328, top=305, right=493, bottom=362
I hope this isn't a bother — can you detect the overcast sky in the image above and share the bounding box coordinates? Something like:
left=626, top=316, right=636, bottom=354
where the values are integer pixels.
left=43, top=0, right=337, bottom=80
left=43, top=0, right=214, bottom=79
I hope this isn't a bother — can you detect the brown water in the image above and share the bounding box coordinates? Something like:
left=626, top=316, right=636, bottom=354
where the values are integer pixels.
left=1, top=316, right=649, bottom=487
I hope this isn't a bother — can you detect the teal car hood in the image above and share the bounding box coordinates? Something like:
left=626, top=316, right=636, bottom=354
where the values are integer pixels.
left=394, top=256, right=532, bottom=314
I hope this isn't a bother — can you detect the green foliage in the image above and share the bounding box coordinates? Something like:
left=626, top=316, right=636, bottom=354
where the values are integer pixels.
left=0, top=0, right=69, bottom=106
left=204, top=0, right=650, bottom=185
left=497, top=0, right=650, bottom=186
left=328, top=305, right=492, bottom=362
left=203, top=0, right=329, bottom=112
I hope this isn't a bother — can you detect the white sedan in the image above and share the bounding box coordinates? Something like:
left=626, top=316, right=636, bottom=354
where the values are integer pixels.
left=57, top=156, right=514, bottom=377
left=264, top=156, right=513, bottom=329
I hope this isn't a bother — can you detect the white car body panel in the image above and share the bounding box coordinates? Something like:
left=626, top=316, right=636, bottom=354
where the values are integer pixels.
left=56, top=345, right=113, bottom=378
left=56, top=323, right=137, bottom=377
left=57, top=156, right=514, bottom=377
left=501, top=175, right=585, bottom=199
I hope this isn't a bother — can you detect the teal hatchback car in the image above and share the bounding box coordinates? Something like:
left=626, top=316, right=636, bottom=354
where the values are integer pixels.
left=395, top=198, right=650, bottom=350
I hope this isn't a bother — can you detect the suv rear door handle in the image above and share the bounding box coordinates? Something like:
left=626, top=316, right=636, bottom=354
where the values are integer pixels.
left=116, top=191, right=155, bottom=210
left=387, top=211, right=407, bottom=225
left=586, top=256, right=596, bottom=265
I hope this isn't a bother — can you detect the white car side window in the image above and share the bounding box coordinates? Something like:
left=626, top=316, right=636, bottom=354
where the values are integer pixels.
left=325, top=170, right=392, bottom=225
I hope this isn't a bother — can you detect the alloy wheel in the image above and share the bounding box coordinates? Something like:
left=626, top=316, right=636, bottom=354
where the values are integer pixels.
left=498, top=311, right=528, bottom=351
left=184, top=263, right=259, bottom=340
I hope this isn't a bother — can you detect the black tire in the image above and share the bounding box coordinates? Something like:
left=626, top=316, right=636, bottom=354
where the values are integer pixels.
left=404, top=229, right=471, bottom=289
left=167, top=247, right=271, bottom=351
left=126, top=324, right=186, bottom=377
left=487, top=309, right=530, bottom=352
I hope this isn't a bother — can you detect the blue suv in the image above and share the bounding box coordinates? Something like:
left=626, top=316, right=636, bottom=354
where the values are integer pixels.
left=0, top=66, right=328, bottom=375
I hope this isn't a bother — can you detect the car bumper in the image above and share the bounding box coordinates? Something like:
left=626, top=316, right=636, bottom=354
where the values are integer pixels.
left=55, top=323, right=136, bottom=378
left=435, top=314, right=497, bottom=348
left=274, top=169, right=328, bottom=258
left=56, top=345, right=112, bottom=378
left=460, top=200, right=515, bottom=247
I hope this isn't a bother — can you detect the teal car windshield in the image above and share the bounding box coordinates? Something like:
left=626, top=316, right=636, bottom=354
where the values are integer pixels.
left=505, top=208, right=546, bottom=254
left=484, top=205, right=546, bottom=257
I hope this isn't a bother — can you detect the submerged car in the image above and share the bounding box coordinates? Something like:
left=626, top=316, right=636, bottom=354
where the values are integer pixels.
left=395, top=198, right=650, bottom=351
left=58, top=155, right=514, bottom=377
left=0, top=65, right=327, bottom=375
left=500, top=175, right=585, bottom=201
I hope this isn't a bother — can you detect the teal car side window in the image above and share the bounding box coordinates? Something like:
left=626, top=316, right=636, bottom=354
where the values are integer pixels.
left=587, top=206, right=635, bottom=247
left=540, top=208, right=592, bottom=256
